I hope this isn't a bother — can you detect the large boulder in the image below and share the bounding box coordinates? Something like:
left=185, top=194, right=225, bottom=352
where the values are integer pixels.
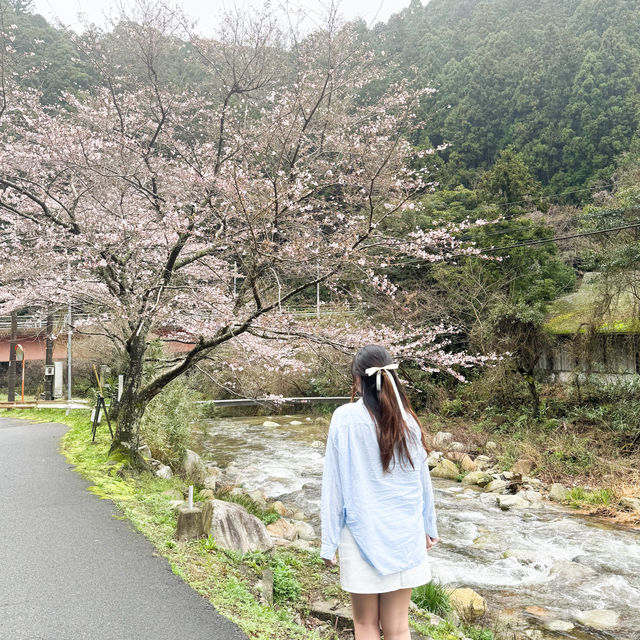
left=208, top=499, right=274, bottom=553
left=183, top=449, right=206, bottom=483
left=573, top=609, right=620, bottom=630
left=430, top=459, right=459, bottom=479
left=445, top=587, right=486, bottom=621
left=461, top=471, right=493, bottom=487
left=155, top=464, right=173, bottom=479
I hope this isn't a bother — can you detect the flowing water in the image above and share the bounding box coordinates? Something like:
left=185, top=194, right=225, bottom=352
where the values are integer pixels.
left=194, top=414, right=640, bottom=640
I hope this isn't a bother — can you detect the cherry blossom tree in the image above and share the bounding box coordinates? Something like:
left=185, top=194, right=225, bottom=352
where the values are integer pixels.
left=0, top=2, right=485, bottom=454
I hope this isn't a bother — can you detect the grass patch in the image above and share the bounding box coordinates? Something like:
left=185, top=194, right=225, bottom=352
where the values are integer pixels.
left=411, top=580, right=453, bottom=617
left=565, top=486, right=615, bottom=507
left=2, top=408, right=330, bottom=640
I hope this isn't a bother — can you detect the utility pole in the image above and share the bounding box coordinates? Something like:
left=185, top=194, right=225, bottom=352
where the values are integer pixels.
left=7, top=311, right=17, bottom=402
left=67, top=267, right=72, bottom=410
left=44, top=311, right=54, bottom=400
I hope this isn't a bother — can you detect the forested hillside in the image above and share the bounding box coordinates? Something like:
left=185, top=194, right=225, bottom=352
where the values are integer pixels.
left=367, top=0, right=640, bottom=199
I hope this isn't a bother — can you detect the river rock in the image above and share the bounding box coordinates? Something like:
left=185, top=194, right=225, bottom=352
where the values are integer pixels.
left=183, top=449, right=206, bottom=483
left=293, top=520, right=315, bottom=540
left=520, top=489, right=543, bottom=503
left=448, top=441, right=467, bottom=452
left=503, top=549, right=543, bottom=565
left=548, top=483, right=569, bottom=501
left=460, top=455, right=476, bottom=471
left=511, top=458, right=536, bottom=475
left=573, top=609, right=620, bottom=630
left=445, top=587, right=486, bottom=620
left=431, top=459, right=460, bottom=479
left=461, top=471, right=492, bottom=487
left=203, top=476, right=217, bottom=492
left=485, top=440, right=499, bottom=452
left=270, top=500, right=290, bottom=516
left=544, top=619, right=574, bottom=632
left=619, top=496, right=640, bottom=512
left=263, top=420, right=280, bottom=427
left=266, top=518, right=298, bottom=541
left=289, top=420, right=302, bottom=425
left=550, top=560, right=597, bottom=582
left=292, top=510, right=306, bottom=520
left=169, top=500, right=184, bottom=511
left=433, top=431, right=454, bottom=448
left=427, top=451, right=443, bottom=468
left=484, top=478, right=509, bottom=493
left=311, top=440, right=324, bottom=448
left=208, top=499, right=274, bottom=553
left=155, top=464, right=173, bottom=479
left=205, top=464, right=222, bottom=478
left=473, top=454, right=493, bottom=471
left=292, top=539, right=314, bottom=551
left=497, top=494, right=531, bottom=510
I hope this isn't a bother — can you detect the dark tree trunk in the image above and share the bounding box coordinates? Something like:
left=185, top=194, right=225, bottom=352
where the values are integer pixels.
left=109, top=334, right=148, bottom=461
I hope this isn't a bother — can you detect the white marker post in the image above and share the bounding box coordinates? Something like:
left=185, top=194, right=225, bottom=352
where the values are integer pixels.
left=188, top=485, right=193, bottom=510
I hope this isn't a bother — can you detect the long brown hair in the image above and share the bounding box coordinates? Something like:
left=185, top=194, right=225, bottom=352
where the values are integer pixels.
left=351, top=344, right=430, bottom=473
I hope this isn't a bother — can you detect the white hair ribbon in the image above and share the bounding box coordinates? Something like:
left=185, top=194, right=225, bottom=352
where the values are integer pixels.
left=364, top=363, right=407, bottom=419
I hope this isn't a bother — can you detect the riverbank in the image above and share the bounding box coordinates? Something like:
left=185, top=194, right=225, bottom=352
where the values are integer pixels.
left=2, top=408, right=499, bottom=640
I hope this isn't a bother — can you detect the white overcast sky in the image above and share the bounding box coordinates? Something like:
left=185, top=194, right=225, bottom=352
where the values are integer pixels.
left=32, top=0, right=414, bottom=33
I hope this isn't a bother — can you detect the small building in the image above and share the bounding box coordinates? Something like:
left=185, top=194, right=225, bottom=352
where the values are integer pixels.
left=540, top=272, right=640, bottom=381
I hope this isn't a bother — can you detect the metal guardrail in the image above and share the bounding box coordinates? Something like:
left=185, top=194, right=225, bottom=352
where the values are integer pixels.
left=195, top=396, right=351, bottom=408
left=0, top=314, right=92, bottom=330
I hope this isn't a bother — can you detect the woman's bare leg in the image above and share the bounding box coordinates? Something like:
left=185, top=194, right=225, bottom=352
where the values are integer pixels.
left=350, top=592, right=381, bottom=640
left=379, top=588, right=412, bottom=640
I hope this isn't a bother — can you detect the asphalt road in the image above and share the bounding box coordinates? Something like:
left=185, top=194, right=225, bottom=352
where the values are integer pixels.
left=0, top=417, right=248, bottom=640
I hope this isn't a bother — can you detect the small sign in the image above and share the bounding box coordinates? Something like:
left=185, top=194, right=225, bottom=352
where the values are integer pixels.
left=15, top=344, right=24, bottom=361
left=45, top=365, right=55, bottom=376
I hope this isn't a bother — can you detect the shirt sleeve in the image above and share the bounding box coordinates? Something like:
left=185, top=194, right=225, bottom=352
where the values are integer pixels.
left=320, top=413, right=345, bottom=560
left=421, top=451, right=439, bottom=539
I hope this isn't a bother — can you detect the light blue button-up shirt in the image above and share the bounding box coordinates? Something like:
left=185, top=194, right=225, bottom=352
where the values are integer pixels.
left=320, top=398, right=439, bottom=576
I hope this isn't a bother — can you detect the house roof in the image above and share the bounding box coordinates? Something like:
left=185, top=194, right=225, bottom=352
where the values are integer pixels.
left=544, top=272, right=640, bottom=335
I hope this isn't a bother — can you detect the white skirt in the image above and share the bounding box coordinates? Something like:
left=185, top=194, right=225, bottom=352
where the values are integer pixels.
left=338, top=524, right=431, bottom=594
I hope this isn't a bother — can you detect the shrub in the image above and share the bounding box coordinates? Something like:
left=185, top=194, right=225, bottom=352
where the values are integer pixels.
left=140, top=379, right=202, bottom=468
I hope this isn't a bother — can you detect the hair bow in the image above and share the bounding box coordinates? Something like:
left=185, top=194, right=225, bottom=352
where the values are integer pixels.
left=364, top=363, right=407, bottom=419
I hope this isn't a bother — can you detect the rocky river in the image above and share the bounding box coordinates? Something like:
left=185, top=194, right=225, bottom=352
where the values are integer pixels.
left=193, top=414, right=640, bottom=640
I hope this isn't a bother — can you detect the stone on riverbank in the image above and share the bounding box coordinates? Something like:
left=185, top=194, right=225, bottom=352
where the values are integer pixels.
left=263, top=420, right=280, bottom=427
left=293, top=520, right=315, bottom=540
left=310, top=600, right=353, bottom=630
left=448, top=441, right=467, bottom=452
left=503, top=549, right=543, bottom=564
left=485, top=440, right=499, bottom=452
left=267, top=518, right=298, bottom=541
left=445, top=588, right=486, bottom=621
left=427, top=451, right=443, bottom=468
left=573, top=609, right=620, bottom=630
left=433, top=431, right=454, bottom=448
left=473, top=454, right=493, bottom=470
left=484, top=478, right=509, bottom=493
left=497, top=494, right=531, bottom=510
left=203, top=476, right=217, bottom=492
left=619, top=496, right=640, bottom=512
left=183, top=449, right=206, bottom=483
left=208, top=499, right=274, bottom=553
left=511, top=458, right=536, bottom=475
left=544, top=619, right=575, bottom=632
left=548, top=483, right=569, bottom=501
left=270, top=500, right=290, bottom=516
left=247, top=489, right=268, bottom=508
left=461, top=471, right=492, bottom=487
left=431, top=459, right=460, bottom=479
left=155, top=464, right=173, bottom=479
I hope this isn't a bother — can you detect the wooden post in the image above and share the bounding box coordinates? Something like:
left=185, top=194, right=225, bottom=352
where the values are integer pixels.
left=7, top=311, right=17, bottom=402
